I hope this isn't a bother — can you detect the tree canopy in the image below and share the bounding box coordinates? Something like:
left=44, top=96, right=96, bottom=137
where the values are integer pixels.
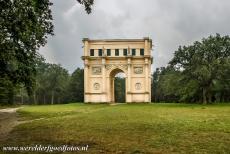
left=0, top=0, right=54, bottom=103
left=153, top=34, right=230, bottom=104
left=0, top=0, right=93, bottom=104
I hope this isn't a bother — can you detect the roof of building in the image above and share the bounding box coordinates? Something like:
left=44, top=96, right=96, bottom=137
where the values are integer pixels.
left=82, top=37, right=152, bottom=43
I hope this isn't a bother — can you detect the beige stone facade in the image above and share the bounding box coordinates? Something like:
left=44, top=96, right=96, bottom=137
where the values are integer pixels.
left=82, top=38, right=152, bottom=103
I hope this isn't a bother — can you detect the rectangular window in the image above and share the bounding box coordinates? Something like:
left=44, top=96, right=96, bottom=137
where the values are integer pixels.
left=123, top=49, right=127, bottom=56
left=115, top=49, right=119, bottom=56
left=132, top=49, right=136, bottom=56
left=107, top=49, right=111, bottom=56
left=90, top=49, right=94, bottom=56
left=98, top=49, right=103, bottom=56
left=140, top=48, right=144, bottom=56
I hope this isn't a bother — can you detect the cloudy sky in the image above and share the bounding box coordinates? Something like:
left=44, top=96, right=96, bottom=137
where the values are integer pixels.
left=39, top=0, right=230, bottom=73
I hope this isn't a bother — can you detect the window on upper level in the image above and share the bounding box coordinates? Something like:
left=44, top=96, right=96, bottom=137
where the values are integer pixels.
left=123, top=49, right=128, bottom=56
left=107, top=49, right=111, bottom=56
left=98, top=49, right=103, bottom=56
left=140, top=48, right=144, bottom=56
left=132, top=49, right=136, bottom=56
left=90, top=49, right=94, bottom=56
left=115, top=49, right=119, bottom=56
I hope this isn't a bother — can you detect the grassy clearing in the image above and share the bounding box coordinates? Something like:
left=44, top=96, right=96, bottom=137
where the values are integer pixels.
left=1, top=103, right=230, bottom=154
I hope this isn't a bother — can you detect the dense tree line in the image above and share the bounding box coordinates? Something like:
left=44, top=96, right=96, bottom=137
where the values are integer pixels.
left=0, top=57, right=84, bottom=105
left=152, top=34, right=230, bottom=104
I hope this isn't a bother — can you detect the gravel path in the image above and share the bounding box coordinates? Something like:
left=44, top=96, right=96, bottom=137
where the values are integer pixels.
left=0, top=107, right=21, bottom=142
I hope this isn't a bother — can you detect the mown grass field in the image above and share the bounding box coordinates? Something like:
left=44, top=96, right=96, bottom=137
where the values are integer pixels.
left=1, top=103, right=230, bottom=154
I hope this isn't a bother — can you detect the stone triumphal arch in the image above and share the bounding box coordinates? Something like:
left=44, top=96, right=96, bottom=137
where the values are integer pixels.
left=82, top=38, right=152, bottom=103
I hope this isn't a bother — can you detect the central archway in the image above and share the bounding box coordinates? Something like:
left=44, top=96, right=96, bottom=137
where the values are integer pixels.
left=109, top=68, right=126, bottom=103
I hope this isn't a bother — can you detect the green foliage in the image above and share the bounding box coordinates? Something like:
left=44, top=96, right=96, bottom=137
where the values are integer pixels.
left=33, top=61, right=69, bottom=104
left=114, top=77, right=126, bottom=102
left=0, top=0, right=53, bottom=103
left=25, top=63, right=85, bottom=105
left=153, top=34, right=230, bottom=104
left=0, top=0, right=94, bottom=104
left=66, top=68, right=84, bottom=102
left=77, top=0, right=94, bottom=14
left=0, top=77, right=14, bottom=104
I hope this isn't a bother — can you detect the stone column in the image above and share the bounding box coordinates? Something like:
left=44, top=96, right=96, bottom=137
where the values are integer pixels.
left=145, top=58, right=149, bottom=102
left=84, top=59, right=89, bottom=102
left=145, top=58, right=149, bottom=92
left=127, top=58, right=132, bottom=102
left=149, top=63, right=152, bottom=102
left=112, top=78, right=115, bottom=102
left=102, top=58, right=106, bottom=102
left=102, top=58, right=106, bottom=92
left=144, top=37, right=151, bottom=102
left=127, top=58, right=131, bottom=92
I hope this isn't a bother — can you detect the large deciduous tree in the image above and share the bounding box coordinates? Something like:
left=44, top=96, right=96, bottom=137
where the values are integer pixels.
left=0, top=0, right=94, bottom=104
left=169, top=34, right=230, bottom=104
left=0, top=0, right=54, bottom=103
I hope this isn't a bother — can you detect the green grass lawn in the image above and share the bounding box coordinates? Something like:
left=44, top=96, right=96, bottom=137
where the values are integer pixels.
left=2, top=103, right=230, bottom=154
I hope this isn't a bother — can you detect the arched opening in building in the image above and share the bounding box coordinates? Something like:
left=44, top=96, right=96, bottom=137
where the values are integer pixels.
left=109, top=68, right=126, bottom=103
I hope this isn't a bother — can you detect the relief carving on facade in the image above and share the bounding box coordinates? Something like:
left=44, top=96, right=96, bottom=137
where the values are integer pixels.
left=105, top=64, right=128, bottom=70
left=92, top=66, right=101, bottom=75
left=134, top=67, right=143, bottom=74
left=94, top=83, right=100, bottom=90
left=135, top=83, right=142, bottom=90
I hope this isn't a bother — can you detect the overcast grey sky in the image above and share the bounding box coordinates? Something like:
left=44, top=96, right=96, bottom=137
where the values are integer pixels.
left=39, top=0, right=230, bottom=73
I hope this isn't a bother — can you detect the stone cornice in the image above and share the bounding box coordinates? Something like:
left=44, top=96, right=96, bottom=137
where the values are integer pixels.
left=82, top=56, right=152, bottom=60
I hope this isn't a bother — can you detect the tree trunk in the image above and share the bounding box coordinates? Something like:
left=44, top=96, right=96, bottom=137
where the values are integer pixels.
left=220, top=92, right=223, bottom=102
left=51, top=91, right=54, bottom=105
left=33, top=92, right=37, bottom=104
left=203, top=88, right=207, bottom=105
left=21, top=95, right=23, bottom=104
left=43, top=94, right=46, bottom=104
left=20, top=89, right=23, bottom=104
left=208, top=93, right=212, bottom=103
left=8, top=87, right=14, bottom=105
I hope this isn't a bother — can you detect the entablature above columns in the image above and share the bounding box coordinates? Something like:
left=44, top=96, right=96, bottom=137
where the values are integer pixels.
left=81, top=55, right=152, bottom=60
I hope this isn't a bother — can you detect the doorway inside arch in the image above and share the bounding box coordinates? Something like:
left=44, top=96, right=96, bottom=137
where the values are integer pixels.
left=109, top=69, right=126, bottom=103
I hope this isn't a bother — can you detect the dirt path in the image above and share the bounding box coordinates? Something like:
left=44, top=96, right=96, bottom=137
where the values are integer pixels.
left=0, top=107, right=22, bottom=142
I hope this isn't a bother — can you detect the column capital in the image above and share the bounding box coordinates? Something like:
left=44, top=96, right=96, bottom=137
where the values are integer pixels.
left=84, top=64, right=90, bottom=68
